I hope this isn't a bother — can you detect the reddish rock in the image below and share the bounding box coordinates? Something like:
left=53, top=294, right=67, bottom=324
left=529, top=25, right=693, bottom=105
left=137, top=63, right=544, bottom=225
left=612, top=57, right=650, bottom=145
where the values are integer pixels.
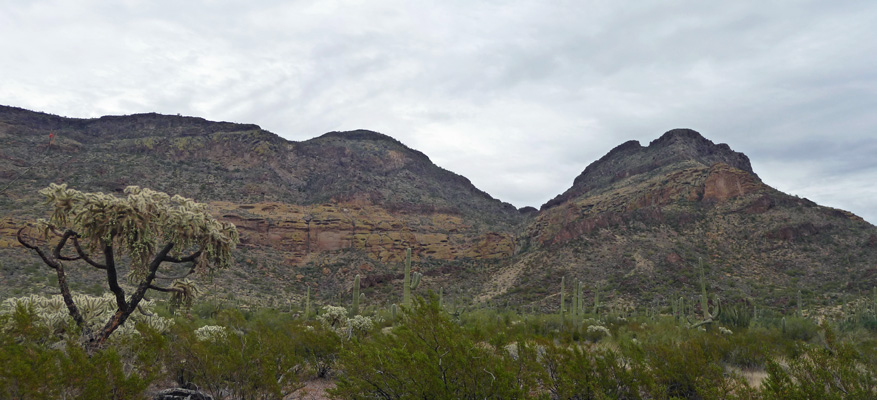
left=665, top=252, right=682, bottom=264
left=702, top=163, right=763, bottom=202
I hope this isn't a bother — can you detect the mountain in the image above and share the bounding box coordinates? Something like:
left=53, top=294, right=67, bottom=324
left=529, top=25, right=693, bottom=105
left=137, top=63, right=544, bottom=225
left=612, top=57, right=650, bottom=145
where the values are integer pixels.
left=2, top=106, right=875, bottom=313
left=486, top=129, right=877, bottom=311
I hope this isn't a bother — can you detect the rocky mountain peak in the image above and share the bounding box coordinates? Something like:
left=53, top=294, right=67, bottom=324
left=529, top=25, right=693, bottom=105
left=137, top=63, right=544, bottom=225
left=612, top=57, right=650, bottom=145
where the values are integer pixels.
left=541, top=129, right=756, bottom=210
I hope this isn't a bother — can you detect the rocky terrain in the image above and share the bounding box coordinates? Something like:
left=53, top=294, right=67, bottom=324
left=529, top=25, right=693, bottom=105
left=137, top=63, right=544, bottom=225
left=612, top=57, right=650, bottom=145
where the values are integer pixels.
left=2, top=105, right=875, bottom=313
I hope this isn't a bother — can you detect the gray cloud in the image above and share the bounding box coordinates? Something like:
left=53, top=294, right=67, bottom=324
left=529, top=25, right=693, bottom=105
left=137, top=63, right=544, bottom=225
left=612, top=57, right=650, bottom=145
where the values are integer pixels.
left=3, top=0, right=877, bottom=222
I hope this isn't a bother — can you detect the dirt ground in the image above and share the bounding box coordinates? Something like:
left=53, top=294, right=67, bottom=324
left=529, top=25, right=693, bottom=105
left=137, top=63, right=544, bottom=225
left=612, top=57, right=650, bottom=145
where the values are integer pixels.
left=287, top=378, right=336, bottom=400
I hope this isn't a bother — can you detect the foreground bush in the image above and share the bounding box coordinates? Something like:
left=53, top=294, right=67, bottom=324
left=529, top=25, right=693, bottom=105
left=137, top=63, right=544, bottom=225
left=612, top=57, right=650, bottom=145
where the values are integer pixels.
left=762, top=326, right=877, bottom=399
left=165, top=311, right=339, bottom=400
left=0, top=305, right=155, bottom=399
left=330, top=296, right=529, bottom=399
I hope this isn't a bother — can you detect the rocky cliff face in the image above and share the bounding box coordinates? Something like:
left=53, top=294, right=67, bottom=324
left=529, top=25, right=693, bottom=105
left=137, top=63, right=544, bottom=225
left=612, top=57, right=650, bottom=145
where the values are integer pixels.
left=541, top=129, right=755, bottom=210
left=2, top=106, right=876, bottom=311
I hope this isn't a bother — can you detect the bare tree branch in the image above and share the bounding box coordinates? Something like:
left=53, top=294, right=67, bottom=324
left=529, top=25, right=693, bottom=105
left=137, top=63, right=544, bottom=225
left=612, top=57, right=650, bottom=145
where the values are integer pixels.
left=162, top=248, right=203, bottom=263
left=17, top=226, right=87, bottom=330
left=71, top=236, right=107, bottom=269
left=17, top=227, right=59, bottom=270
left=103, top=242, right=128, bottom=313
left=52, top=230, right=82, bottom=261
left=148, top=284, right=183, bottom=293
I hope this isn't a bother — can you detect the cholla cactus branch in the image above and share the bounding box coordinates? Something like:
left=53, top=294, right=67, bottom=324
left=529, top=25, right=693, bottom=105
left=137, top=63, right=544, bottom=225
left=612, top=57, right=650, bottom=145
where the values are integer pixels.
left=71, top=235, right=107, bottom=269
left=18, top=184, right=239, bottom=349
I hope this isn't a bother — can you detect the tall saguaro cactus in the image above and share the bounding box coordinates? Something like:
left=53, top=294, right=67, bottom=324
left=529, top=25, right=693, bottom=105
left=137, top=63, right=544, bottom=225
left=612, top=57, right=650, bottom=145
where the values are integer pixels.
left=403, top=248, right=421, bottom=307
left=797, top=290, right=803, bottom=318
left=593, top=285, right=601, bottom=316
left=560, top=277, right=566, bottom=319
left=304, top=285, right=311, bottom=320
left=691, top=257, right=720, bottom=328
left=573, top=280, right=582, bottom=317
left=351, top=274, right=363, bottom=316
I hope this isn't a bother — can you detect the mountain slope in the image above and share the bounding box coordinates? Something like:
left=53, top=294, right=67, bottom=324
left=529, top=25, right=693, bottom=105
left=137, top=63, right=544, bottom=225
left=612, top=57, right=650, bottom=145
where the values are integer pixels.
left=2, top=106, right=875, bottom=313
left=0, top=106, right=523, bottom=303
left=481, top=129, right=877, bottom=312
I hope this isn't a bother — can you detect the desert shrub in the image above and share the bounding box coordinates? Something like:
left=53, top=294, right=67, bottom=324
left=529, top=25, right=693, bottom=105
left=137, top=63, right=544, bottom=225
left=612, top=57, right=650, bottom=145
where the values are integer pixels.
left=0, top=305, right=155, bottom=400
left=642, top=334, right=755, bottom=399
left=330, top=295, right=528, bottom=399
left=166, top=318, right=308, bottom=399
left=536, top=341, right=655, bottom=399
left=780, top=316, right=819, bottom=342
left=762, top=341, right=877, bottom=399
left=716, top=330, right=772, bottom=370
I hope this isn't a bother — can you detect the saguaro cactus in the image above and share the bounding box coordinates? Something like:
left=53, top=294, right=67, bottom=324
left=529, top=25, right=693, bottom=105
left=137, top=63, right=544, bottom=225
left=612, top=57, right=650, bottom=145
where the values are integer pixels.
left=304, top=286, right=311, bottom=320
left=403, top=248, right=421, bottom=307
left=691, top=258, right=720, bottom=328
left=797, top=290, right=803, bottom=318
left=560, top=277, right=566, bottom=319
left=351, top=274, right=363, bottom=316
left=593, top=285, right=601, bottom=316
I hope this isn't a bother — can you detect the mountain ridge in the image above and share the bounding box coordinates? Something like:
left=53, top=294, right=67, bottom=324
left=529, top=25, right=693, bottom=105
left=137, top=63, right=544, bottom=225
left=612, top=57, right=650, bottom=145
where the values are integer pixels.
left=2, top=105, right=875, bottom=313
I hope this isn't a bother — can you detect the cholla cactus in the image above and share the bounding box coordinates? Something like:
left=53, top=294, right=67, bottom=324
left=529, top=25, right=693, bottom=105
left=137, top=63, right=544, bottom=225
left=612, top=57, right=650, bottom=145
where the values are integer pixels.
left=318, top=305, right=349, bottom=329
left=317, top=305, right=374, bottom=339
left=586, top=325, right=611, bottom=341
left=348, top=315, right=374, bottom=335
left=718, top=327, right=733, bottom=335
left=17, top=183, right=238, bottom=348
left=1, top=293, right=173, bottom=337
left=169, top=278, right=200, bottom=313
left=194, top=325, right=228, bottom=341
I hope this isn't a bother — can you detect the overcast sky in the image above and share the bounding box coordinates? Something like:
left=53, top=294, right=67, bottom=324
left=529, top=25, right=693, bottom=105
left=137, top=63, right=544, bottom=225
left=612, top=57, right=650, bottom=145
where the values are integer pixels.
left=3, top=0, right=876, bottom=223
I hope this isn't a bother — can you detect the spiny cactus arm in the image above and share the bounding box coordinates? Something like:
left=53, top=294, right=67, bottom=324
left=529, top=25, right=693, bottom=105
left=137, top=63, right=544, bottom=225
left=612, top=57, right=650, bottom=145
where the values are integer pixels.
left=687, top=294, right=720, bottom=328
left=136, top=304, right=155, bottom=317
left=710, top=294, right=721, bottom=319
left=410, top=272, right=422, bottom=289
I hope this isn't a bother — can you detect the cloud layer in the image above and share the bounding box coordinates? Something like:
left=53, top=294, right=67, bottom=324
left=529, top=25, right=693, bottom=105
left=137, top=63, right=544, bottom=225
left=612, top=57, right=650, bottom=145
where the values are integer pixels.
left=3, top=0, right=876, bottom=222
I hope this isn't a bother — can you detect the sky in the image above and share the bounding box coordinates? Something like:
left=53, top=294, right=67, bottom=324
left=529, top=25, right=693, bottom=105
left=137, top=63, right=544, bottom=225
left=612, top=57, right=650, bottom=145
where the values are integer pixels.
left=2, top=0, right=877, bottom=223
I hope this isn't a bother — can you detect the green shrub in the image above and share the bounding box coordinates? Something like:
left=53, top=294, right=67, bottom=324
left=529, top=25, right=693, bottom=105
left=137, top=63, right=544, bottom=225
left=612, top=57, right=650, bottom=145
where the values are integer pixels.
left=166, top=318, right=310, bottom=399
left=0, top=306, right=155, bottom=400
left=762, top=342, right=877, bottom=399
left=330, top=295, right=528, bottom=399
left=536, top=341, right=655, bottom=399
left=643, top=335, right=755, bottom=399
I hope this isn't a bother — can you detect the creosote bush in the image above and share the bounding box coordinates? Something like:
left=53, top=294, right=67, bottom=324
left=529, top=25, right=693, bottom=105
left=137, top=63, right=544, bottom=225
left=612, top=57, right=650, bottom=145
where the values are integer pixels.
left=330, top=295, right=530, bottom=399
